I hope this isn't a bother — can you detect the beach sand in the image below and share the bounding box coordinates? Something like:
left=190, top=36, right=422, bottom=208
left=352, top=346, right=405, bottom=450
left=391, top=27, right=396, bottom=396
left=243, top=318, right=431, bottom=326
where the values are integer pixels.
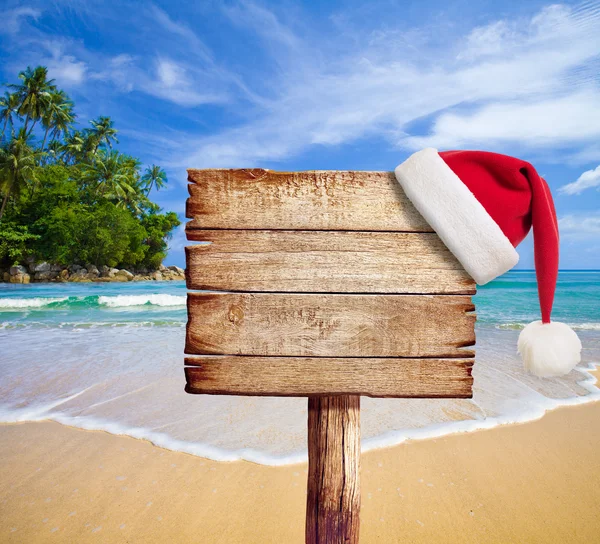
left=1, top=373, right=600, bottom=544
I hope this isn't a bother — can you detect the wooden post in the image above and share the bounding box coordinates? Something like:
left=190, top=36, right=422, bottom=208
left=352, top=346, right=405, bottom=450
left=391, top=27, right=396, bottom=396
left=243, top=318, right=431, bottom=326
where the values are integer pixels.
left=306, top=395, right=361, bottom=544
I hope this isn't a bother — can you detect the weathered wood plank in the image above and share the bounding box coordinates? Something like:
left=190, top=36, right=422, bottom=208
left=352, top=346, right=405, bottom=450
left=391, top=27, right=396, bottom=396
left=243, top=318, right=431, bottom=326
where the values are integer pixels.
left=185, top=230, right=475, bottom=294
left=184, top=357, right=474, bottom=398
left=186, top=169, right=433, bottom=231
left=185, top=293, right=475, bottom=358
left=306, top=395, right=360, bottom=544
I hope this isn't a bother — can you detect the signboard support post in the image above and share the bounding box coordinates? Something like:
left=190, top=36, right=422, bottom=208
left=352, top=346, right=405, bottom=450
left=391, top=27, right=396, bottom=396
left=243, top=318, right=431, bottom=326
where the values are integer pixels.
left=306, top=395, right=360, bottom=544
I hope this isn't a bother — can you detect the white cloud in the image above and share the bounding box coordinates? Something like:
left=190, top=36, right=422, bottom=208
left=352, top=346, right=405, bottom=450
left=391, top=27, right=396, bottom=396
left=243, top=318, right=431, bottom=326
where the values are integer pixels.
left=90, top=53, right=228, bottom=107
left=171, top=1, right=600, bottom=170
left=30, top=41, right=88, bottom=86
left=4, top=3, right=238, bottom=109
left=148, top=5, right=215, bottom=65
left=156, top=58, right=184, bottom=88
left=147, top=56, right=228, bottom=107
left=146, top=5, right=253, bottom=106
left=458, top=20, right=519, bottom=61
left=222, top=1, right=301, bottom=50
left=89, top=54, right=136, bottom=92
left=2, top=7, right=41, bottom=35
left=46, top=54, right=87, bottom=86
left=8, top=0, right=600, bottom=170
left=403, top=90, right=600, bottom=150
left=560, top=165, right=600, bottom=195
left=559, top=213, right=600, bottom=239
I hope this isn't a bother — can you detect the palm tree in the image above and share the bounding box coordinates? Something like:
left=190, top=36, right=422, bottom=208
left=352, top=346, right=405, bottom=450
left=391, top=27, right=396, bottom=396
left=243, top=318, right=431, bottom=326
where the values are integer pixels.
left=78, top=149, right=137, bottom=200
left=88, top=116, right=118, bottom=154
left=62, top=130, right=85, bottom=164
left=8, top=66, right=56, bottom=135
left=141, top=165, right=167, bottom=195
left=41, top=90, right=75, bottom=151
left=51, top=97, right=75, bottom=142
left=0, top=92, right=21, bottom=141
left=46, top=139, right=63, bottom=164
left=0, top=130, right=41, bottom=221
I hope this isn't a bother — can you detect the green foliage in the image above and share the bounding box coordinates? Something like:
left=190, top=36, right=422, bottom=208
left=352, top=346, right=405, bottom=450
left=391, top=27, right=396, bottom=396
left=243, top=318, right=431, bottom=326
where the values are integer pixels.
left=0, top=222, right=39, bottom=264
left=141, top=164, right=167, bottom=195
left=38, top=201, right=146, bottom=268
left=141, top=211, right=180, bottom=269
left=0, top=129, right=42, bottom=220
left=0, top=67, right=180, bottom=272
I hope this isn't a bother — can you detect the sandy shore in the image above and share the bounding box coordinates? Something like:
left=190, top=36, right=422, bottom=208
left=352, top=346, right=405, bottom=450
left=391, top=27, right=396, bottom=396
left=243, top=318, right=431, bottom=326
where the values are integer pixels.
left=1, top=380, right=600, bottom=543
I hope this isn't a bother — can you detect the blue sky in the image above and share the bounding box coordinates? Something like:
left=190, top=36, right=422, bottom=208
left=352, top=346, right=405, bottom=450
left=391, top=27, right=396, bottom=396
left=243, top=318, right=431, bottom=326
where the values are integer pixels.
left=1, top=0, right=599, bottom=269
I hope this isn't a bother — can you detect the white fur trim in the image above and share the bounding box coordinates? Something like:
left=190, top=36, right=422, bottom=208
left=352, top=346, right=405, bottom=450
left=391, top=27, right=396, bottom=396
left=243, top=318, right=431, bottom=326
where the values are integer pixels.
left=518, top=321, right=582, bottom=377
left=394, top=148, right=519, bottom=285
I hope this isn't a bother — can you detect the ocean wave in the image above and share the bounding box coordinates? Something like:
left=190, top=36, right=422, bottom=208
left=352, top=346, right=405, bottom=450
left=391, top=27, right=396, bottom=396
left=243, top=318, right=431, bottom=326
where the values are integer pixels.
left=0, top=320, right=185, bottom=330
left=0, top=297, right=68, bottom=308
left=98, top=294, right=186, bottom=307
left=0, top=362, right=598, bottom=466
left=0, top=293, right=186, bottom=310
left=497, top=322, right=600, bottom=331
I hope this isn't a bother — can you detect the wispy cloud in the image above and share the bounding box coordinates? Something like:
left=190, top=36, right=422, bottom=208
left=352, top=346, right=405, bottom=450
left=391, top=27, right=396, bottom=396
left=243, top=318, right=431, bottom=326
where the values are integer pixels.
left=3, top=0, right=598, bottom=268
left=559, top=213, right=600, bottom=240
left=1, top=7, right=41, bottom=35
left=146, top=4, right=259, bottom=106
left=145, top=56, right=230, bottom=107
left=173, top=1, right=600, bottom=170
left=2, top=2, right=241, bottom=108
left=404, top=90, right=600, bottom=151
left=42, top=41, right=88, bottom=86
left=560, top=165, right=600, bottom=195
left=166, top=224, right=188, bottom=255
left=148, top=5, right=216, bottom=65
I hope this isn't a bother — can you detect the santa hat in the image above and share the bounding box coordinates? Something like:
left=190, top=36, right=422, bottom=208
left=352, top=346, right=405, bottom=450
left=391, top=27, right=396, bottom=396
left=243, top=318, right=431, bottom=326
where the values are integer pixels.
left=394, top=148, right=582, bottom=378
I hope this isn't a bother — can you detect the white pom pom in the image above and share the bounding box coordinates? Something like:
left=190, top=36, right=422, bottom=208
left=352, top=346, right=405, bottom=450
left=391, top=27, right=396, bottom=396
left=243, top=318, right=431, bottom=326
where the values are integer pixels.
left=517, top=321, right=582, bottom=377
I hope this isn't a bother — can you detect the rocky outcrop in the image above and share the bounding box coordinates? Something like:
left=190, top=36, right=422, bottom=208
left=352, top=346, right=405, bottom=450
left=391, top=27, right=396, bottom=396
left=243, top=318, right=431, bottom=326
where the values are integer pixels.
left=1, top=262, right=185, bottom=283
left=115, top=269, right=134, bottom=281
left=33, top=262, right=62, bottom=281
left=69, top=268, right=91, bottom=282
left=86, top=264, right=100, bottom=279
left=8, top=265, right=30, bottom=284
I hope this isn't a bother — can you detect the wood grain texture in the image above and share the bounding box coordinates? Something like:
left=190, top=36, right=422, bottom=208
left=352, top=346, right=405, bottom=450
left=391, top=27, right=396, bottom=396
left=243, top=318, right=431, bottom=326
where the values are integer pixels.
left=306, top=395, right=361, bottom=544
left=185, top=230, right=476, bottom=294
left=185, top=293, right=475, bottom=358
left=184, top=357, right=474, bottom=398
left=186, top=169, right=433, bottom=232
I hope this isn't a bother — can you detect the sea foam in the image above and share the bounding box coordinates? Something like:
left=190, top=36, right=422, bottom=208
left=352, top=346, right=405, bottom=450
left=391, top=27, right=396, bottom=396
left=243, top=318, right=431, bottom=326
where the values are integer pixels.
left=98, top=294, right=187, bottom=307
left=0, top=324, right=598, bottom=466
left=0, top=297, right=68, bottom=308
left=1, top=272, right=599, bottom=466
left=0, top=293, right=187, bottom=310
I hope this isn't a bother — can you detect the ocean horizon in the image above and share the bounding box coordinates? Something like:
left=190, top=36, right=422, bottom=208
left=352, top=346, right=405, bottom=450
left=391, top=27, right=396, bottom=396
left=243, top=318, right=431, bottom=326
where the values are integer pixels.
left=1, top=270, right=599, bottom=466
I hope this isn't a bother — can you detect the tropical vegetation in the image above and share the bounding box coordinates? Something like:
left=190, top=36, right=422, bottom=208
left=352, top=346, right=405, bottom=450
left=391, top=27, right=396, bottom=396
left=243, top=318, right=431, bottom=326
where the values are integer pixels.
left=0, top=66, right=180, bottom=271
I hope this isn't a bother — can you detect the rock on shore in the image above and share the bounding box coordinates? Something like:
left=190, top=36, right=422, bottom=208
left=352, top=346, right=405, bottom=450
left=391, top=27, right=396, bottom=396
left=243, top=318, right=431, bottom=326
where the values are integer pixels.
left=1, top=262, right=185, bottom=283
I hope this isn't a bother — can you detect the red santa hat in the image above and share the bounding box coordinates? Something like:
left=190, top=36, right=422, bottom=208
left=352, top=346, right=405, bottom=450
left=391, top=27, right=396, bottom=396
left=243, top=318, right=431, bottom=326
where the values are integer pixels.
left=394, top=148, right=582, bottom=378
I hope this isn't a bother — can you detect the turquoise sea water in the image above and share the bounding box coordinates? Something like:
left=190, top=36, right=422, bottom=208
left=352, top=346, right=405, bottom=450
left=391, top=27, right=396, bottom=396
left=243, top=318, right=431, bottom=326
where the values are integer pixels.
left=0, top=271, right=599, bottom=465
left=476, top=270, right=600, bottom=329
left=1, top=270, right=598, bottom=331
left=0, top=280, right=187, bottom=329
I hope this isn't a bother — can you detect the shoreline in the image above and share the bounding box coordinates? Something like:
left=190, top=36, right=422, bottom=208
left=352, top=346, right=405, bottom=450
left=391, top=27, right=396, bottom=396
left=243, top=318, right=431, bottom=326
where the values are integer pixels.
left=1, top=391, right=600, bottom=542
left=1, top=264, right=185, bottom=284
left=1, top=362, right=597, bottom=466
left=0, top=278, right=186, bottom=284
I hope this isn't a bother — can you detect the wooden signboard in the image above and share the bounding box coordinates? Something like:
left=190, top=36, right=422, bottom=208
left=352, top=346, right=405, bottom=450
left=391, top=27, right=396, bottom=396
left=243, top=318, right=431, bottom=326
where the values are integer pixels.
left=184, top=169, right=476, bottom=544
